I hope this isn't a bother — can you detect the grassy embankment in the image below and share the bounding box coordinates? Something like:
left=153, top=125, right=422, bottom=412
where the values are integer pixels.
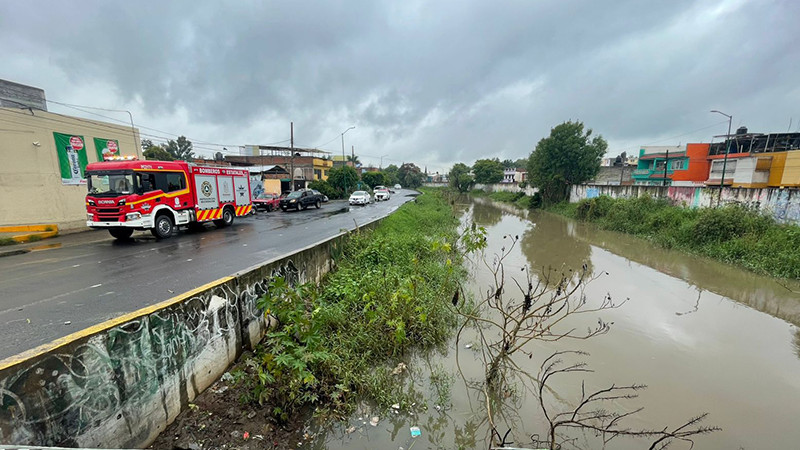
left=466, top=187, right=800, bottom=279
left=233, top=188, right=464, bottom=421
left=553, top=195, right=800, bottom=279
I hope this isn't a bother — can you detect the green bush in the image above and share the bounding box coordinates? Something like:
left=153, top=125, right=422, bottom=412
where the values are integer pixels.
left=240, top=189, right=465, bottom=420
left=548, top=194, right=800, bottom=278
left=308, top=180, right=341, bottom=200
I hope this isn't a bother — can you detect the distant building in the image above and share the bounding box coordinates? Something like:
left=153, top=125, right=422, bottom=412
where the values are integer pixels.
left=705, top=127, right=800, bottom=188
left=501, top=168, right=527, bottom=183
left=632, top=145, right=687, bottom=186
left=0, top=79, right=47, bottom=111
left=226, top=145, right=332, bottom=191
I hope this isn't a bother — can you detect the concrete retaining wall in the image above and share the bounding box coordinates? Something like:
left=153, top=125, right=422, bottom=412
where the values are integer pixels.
left=570, top=184, right=800, bottom=225
left=0, top=224, right=376, bottom=448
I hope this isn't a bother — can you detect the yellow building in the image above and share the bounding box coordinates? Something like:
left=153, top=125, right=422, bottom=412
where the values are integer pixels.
left=313, top=158, right=333, bottom=180
left=0, top=107, right=142, bottom=230
left=768, top=151, right=800, bottom=187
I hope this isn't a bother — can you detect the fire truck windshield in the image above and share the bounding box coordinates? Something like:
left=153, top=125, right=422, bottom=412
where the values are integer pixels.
left=87, top=173, right=135, bottom=196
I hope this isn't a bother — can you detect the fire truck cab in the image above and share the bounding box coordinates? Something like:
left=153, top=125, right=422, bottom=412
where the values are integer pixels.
left=85, top=159, right=252, bottom=240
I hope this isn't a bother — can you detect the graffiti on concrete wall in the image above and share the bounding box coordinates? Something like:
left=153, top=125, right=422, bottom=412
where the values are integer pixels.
left=0, top=256, right=311, bottom=448
left=571, top=184, right=800, bottom=225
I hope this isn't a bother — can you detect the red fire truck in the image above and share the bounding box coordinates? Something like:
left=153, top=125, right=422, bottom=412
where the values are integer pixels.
left=85, top=158, right=252, bottom=239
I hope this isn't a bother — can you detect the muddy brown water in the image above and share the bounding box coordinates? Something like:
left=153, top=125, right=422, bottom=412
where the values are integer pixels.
left=307, top=197, right=800, bottom=449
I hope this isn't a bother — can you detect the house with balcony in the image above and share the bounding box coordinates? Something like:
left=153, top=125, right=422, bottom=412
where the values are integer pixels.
left=702, top=127, right=800, bottom=188
left=632, top=146, right=687, bottom=186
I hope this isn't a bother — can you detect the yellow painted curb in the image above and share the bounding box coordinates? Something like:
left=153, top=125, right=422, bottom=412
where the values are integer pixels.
left=11, top=230, right=59, bottom=243
left=0, top=275, right=235, bottom=372
left=0, top=224, right=58, bottom=233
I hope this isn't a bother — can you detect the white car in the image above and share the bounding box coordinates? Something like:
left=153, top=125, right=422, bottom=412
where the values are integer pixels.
left=349, top=190, right=372, bottom=205
left=374, top=189, right=391, bottom=201
left=394, top=184, right=402, bottom=190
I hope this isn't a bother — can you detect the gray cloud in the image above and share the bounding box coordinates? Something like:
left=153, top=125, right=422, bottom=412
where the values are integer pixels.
left=2, top=0, right=798, bottom=170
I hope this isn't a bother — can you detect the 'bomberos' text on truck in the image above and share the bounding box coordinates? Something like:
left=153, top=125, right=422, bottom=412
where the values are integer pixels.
left=85, top=158, right=252, bottom=239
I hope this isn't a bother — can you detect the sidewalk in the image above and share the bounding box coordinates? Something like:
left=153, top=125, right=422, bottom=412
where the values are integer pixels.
left=0, top=227, right=112, bottom=257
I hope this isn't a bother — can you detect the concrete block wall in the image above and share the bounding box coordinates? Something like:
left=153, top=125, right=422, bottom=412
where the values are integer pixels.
left=0, top=224, right=369, bottom=448
left=570, top=184, right=800, bottom=225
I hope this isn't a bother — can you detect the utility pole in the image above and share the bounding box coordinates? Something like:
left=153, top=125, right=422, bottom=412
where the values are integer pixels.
left=290, top=122, right=295, bottom=191
left=662, top=148, right=669, bottom=187
left=711, top=110, right=733, bottom=207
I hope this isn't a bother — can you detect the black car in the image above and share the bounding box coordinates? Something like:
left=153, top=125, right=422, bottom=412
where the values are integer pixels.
left=279, top=189, right=324, bottom=211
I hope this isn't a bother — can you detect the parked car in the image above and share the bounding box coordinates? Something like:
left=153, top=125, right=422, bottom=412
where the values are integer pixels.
left=252, top=192, right=280, bottom=212
left=280, top=189, right=324, bottom=211
left=374, top=188, right=391, bottom=201
left=349, top=190, right=372, bottom=205
left=311, top=189, right=329, bottom=202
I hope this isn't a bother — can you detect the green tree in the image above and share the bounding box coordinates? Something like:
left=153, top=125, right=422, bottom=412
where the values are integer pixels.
left=307, top=179, right=341, bottom=200
left=140, top=139, right=154, bottom=151
left=501, top=159, right=515, bottom=169
left=397, top=163, right=424, bottom=188
left=143, top=146, right=174, bottom=161
left=164, top=135, right=195, bottom=161
left=362, top=171, right=389, bottom=189
left=347, top=154, right=361, bottom=166
left=527, top=120, right=607, bottom=204
left=448, top=163, right=474, bottom=193
left=327, top=165, right=360, bottom=195
left=383, top=164, right=400, bottom=185
left=472, top=158, right=504, bottom=184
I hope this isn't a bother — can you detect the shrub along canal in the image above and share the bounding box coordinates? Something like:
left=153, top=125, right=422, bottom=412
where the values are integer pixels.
left=309, top=195, right=800, bottom=449
left=154, top=192, right=800, bottom=449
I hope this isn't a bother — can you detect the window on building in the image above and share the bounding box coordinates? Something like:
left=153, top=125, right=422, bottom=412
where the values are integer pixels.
left=670, top=160, right=683, bottom=170
left=314, top=169, right=322, bottom=179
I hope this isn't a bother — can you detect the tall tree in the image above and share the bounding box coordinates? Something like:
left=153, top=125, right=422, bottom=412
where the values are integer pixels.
left=448, top=163, right=474, bottom=193
left=164, top=135, right=195, bottom=161
left=501, top=159, right=515, bottom=169
left=383, top=164, right=400, bottom=185
left=140, top=139, right=154, bottom=151
left=362, top=171, right=389, bottom=189
left=143, top=146, right=174, bottom=161
left=326, top=166, right=360, bottom=195
left=397, top=163, right=424, bottom=188
left=347, top=154, right=361, bottom=167
left=527, top=121, right=607, bottom=204
left=472, top=158, right=504, bottom=184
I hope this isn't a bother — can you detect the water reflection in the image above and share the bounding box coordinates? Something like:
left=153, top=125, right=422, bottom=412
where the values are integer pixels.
left=521, top=212, right=593, bottom=278
left=470, top=198, right=504, bottom=227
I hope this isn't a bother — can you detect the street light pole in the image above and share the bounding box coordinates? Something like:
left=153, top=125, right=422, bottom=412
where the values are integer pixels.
left=710, top=110, right=733, bottom=207
left=340, top=126, right=355, bottom=192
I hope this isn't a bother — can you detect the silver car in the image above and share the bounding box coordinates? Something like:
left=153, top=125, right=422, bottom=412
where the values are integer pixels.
left=349, top=190, right=372, bottom=205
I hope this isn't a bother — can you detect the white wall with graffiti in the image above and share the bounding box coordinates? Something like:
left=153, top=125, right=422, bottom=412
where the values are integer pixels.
left=0, top=226, right=361, bottom=448
left=570, top=184, right=800, bottom=225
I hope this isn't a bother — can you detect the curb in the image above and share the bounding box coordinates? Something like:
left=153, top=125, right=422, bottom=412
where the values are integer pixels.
left=0, top=248, right=32, bottom=258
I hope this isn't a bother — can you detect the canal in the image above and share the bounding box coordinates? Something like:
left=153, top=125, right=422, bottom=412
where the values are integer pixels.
left=311, top=196, right=800, bottom=449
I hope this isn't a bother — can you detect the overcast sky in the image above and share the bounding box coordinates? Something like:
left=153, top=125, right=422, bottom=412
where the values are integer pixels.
left=2, top=0, right=799, bottom=172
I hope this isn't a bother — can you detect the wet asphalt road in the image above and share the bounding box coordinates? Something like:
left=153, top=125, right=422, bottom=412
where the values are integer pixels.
left=0, top=192, right=416, bottom=360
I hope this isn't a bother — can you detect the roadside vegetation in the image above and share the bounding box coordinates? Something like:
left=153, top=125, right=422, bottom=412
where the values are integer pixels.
left=233, top=189, right=464, bottom=421
left=554, top=195, right=800, bottom=279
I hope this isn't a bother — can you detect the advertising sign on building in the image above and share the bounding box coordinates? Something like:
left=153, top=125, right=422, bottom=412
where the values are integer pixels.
left=93, top=137, right=120, bottom=161
left=53, top=132, right=88, bottom=185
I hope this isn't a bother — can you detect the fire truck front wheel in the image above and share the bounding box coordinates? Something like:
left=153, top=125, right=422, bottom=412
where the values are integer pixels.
left=109, top=228, right=134, bottom=240
left=151, top=214, right=174, bottom=239
left=214, top=207, right=235, bottom=228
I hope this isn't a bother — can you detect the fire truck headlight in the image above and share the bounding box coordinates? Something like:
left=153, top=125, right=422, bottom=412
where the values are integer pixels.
left=118, top=199, right=126, bottom=206
left=88, top=200, right=96, bottom=206
left=126, top=212, right=142, bottom=221
left=87, top=213, right=94, bottom=221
